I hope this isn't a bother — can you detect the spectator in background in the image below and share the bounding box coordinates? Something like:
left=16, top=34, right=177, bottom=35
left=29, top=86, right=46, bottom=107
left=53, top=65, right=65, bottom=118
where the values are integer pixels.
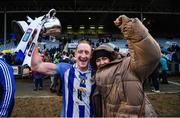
left=10, top=33, right=17, bottom=46
left=50, top=51, right=60, bottom=93
left=3, top=53, right=13, bottom=65
left=0, top=56, right=16, bottom=117
left=172, top=45, right=180, bottom=72
left=160, top=52, right=169, bottom=84
left=32, top=53, right=45, bottom=91
left=149, top=64, right=160, bottom=93
left=32, top=71, right=44, bottom=91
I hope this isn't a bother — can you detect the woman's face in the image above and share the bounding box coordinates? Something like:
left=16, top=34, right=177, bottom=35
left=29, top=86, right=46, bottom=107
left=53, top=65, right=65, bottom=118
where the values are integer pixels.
left=96, top=56, right=110, bottom=69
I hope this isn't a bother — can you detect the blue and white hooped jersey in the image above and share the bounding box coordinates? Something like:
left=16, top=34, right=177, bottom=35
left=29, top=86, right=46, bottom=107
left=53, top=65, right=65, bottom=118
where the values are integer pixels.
left=56, top=63, right=95, bottom=117
left=0, top=58, right=16, bottom=117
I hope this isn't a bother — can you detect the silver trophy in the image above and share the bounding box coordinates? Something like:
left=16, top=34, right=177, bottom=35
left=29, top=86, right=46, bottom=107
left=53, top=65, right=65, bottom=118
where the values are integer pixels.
left=12, top=9, right=61, bottom=67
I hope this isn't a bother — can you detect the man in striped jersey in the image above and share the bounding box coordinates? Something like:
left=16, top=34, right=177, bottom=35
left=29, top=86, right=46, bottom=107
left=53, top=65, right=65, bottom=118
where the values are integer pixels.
left=31, top=40, right=95, bottom=117
left=0, top=56, right=16, bottom=117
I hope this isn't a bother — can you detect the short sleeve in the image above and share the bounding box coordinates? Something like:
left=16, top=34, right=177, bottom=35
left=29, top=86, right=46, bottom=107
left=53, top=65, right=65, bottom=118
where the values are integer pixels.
left=56, top=63, right=71, bottom=80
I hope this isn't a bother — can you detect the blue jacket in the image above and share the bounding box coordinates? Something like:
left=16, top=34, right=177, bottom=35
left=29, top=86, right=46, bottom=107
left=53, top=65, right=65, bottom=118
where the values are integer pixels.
left=0, top=58, right=16, bottom=117
left=160, top=55, right=168, bottom=71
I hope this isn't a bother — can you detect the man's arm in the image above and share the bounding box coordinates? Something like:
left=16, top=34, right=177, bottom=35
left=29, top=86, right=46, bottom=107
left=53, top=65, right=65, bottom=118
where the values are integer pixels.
left=31, top=46, right=56, bottom=75
left=114, top=15, right=161, bottom=81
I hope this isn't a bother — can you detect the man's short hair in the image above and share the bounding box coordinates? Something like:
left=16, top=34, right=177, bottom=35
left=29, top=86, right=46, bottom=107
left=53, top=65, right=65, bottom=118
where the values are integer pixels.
left=76, top=40, right=91, bottom=49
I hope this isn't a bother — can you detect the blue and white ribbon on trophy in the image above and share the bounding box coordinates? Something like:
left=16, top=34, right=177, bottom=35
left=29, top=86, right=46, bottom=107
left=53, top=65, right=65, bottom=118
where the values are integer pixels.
left=14, top=9, right=61, bottom=67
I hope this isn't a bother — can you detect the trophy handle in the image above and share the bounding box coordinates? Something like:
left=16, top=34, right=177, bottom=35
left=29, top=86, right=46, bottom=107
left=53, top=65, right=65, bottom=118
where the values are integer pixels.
left=48, top=9, right=56, bottom=18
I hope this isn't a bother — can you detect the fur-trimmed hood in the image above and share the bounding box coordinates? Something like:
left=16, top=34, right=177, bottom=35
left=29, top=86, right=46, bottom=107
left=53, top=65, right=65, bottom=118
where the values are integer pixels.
left=91, top=44, right=119, bottom=70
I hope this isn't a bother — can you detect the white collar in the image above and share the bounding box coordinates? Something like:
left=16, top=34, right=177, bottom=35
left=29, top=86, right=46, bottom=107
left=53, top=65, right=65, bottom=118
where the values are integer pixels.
left=73, top=63, right=91, bottom=74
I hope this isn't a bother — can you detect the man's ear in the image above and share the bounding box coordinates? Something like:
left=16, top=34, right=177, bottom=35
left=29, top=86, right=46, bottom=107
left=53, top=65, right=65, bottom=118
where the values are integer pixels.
left=74, top=49, right=77, bottom=58
left=90, top=54, right=92, bottom=59
left=90, top=51, right=92, bottom=59
left=90, top=48, right=94, bottom=59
